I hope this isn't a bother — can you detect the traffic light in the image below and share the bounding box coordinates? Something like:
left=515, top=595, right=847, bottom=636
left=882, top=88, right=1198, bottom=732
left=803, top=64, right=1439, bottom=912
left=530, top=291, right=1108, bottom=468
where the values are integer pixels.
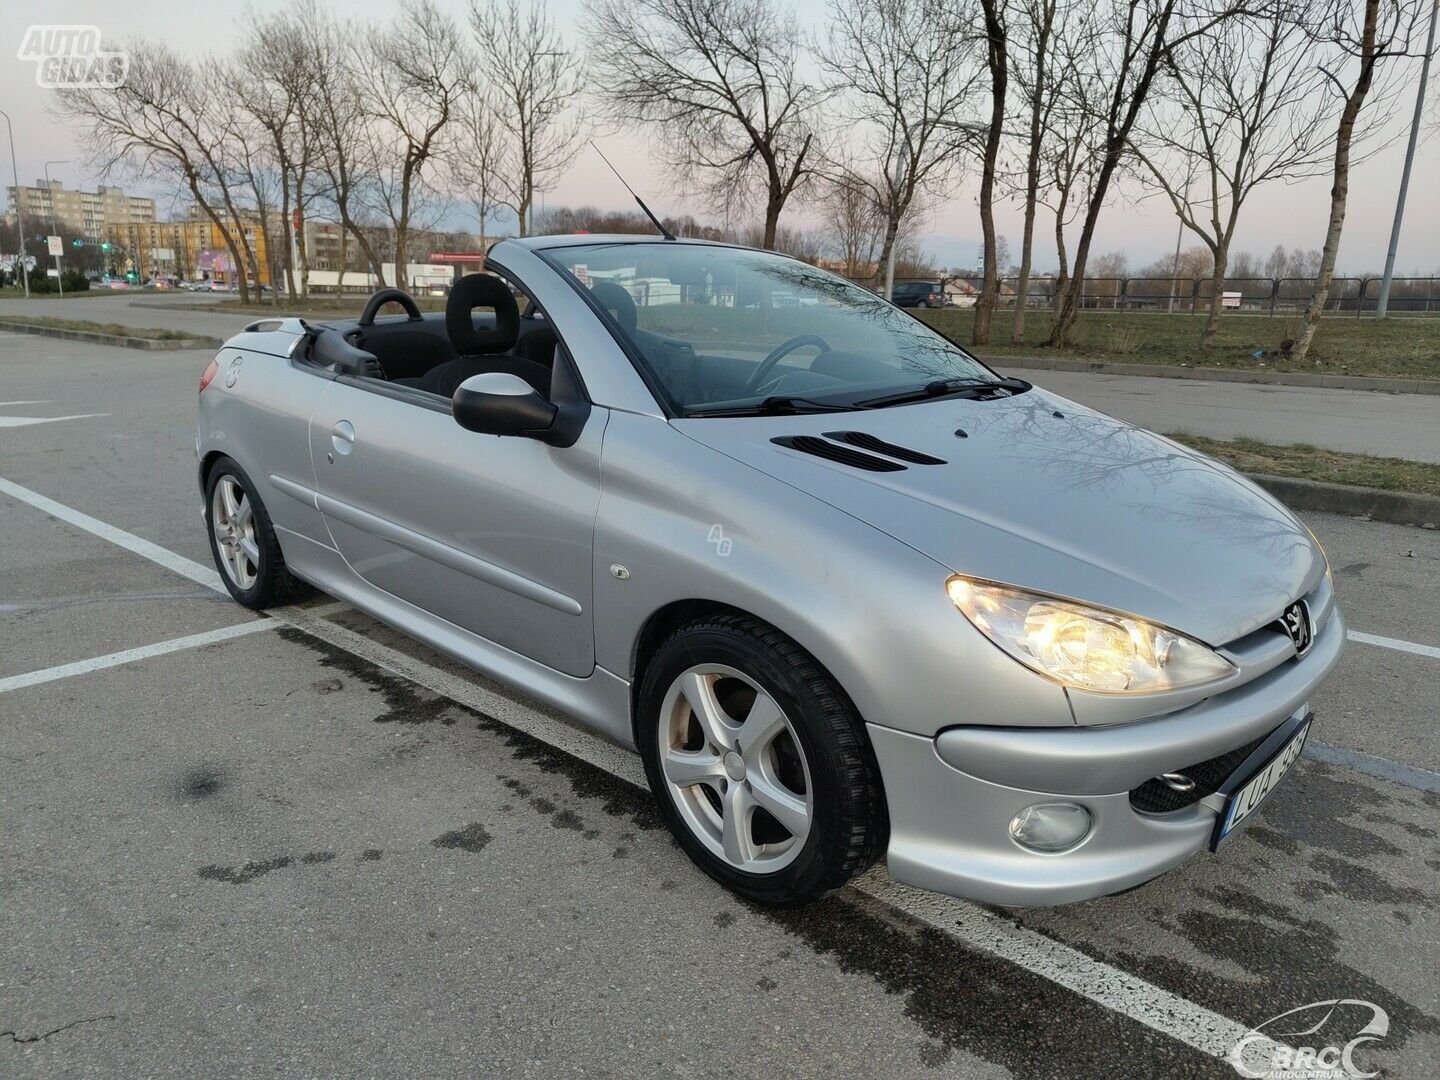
left=72, top=238, right=82, bottom=248
left=101, top=242, right=111, bottom=251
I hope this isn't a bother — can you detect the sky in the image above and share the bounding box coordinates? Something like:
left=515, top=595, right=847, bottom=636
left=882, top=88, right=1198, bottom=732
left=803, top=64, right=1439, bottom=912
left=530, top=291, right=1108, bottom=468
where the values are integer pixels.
left=4, top=0, right=1438, bottom=275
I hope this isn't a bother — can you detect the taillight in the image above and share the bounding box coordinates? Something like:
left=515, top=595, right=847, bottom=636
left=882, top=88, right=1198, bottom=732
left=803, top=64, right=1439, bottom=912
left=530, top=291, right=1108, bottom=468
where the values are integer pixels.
left=199, top=358, right=219, bottom=393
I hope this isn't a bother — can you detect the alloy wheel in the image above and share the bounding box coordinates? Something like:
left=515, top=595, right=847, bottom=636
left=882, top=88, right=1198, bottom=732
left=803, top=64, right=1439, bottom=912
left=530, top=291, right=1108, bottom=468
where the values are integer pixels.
left=211, top=475, right=259, bottom=590
left=657, top=664, right=813, bottom=873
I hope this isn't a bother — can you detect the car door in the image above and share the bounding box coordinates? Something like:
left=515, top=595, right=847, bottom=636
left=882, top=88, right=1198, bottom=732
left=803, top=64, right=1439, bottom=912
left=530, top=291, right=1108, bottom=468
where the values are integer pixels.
left=308, top=374, right=606, bottom=678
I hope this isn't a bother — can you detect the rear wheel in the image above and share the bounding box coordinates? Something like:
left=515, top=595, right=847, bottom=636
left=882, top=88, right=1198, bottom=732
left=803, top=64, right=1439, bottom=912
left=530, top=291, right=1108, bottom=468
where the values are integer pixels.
left=205, top=459, right=307, bottom=609
left=638, top=614, right=887, bottom=905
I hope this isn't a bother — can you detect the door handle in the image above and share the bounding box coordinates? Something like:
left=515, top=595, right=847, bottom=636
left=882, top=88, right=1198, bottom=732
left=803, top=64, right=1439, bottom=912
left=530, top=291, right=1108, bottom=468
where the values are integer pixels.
left=330, top=419, right=355, bottom=457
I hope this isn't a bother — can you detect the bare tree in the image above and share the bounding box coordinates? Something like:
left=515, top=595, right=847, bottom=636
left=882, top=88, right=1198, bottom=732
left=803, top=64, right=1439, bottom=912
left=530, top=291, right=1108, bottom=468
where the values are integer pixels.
left=585, top=0, right=820, bottom=248
left=471, top=0, right=587, bottom=237
left=55, top=40, right=260, bottom=303
left=447, top=80, right=508, bottom=250
left=973, top=0, right=1010, bottom=344
left=1293, top=0, right=1427, bottom=361
left=821, top=169, right=885, bottom=281
left=362, top=0, right=467, bottom=289
left=234, top=3, right=325, bottom=300
left=820, top=0, right=984, bottom=299
left=218, top=81, right=284, bottom=306
left=1045, top=0, right=1250, bottom=346
left=1131, top=1, right=1335, bottom=348
left=309, top=10, right=388, bottom=287
left=1009, top=0, right=1075, bottom=340
left=1038, top=23, right=1108, bottom=309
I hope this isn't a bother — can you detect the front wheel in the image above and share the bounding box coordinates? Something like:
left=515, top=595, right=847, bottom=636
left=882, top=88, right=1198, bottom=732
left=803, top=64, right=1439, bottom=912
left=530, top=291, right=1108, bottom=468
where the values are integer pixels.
left=637, top=614, right=887, bottom=905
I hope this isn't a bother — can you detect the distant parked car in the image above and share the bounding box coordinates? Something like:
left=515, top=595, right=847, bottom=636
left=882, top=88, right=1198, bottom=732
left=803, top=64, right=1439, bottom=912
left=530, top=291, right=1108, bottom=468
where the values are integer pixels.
left=891, top=280, right=945, bottom=308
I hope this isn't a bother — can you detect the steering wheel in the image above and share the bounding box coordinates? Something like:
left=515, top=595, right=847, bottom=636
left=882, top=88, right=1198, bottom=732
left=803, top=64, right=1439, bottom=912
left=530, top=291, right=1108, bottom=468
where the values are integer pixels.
left=744, top=334, right=832, bottom=392
left=358, top=287, right=423, bottom=327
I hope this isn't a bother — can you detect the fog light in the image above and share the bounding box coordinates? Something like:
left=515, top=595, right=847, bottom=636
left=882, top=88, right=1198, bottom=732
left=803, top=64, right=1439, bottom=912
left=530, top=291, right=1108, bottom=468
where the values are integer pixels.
left=1009, top=802, right=1092, bottom=853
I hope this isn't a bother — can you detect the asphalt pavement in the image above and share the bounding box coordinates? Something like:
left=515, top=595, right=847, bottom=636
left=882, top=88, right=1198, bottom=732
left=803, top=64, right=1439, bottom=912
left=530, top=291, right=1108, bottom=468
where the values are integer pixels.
left=2, top=331, right=1438, bottom=1077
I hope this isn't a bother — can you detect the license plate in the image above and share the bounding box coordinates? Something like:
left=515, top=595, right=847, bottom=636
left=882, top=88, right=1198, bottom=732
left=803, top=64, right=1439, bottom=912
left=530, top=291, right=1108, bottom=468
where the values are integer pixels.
left=1213, top=718, right=1310, bottom=847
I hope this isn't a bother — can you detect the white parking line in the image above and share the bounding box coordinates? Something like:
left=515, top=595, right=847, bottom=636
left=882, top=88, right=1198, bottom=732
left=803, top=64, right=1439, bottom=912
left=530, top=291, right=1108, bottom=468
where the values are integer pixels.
left=0, top=602, right=349, bottom=695
left=0, top=620, right=277, bottom=693
left=0, top=476, right=224, bottom=592
left=0, top=413, right=109, bottom=428
left=1347, top=630, right=1440, bottom=661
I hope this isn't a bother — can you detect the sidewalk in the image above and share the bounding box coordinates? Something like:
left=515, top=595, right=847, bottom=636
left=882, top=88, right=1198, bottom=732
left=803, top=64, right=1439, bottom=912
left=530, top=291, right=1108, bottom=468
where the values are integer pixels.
left=1005, top=364, right=1440, bottom=465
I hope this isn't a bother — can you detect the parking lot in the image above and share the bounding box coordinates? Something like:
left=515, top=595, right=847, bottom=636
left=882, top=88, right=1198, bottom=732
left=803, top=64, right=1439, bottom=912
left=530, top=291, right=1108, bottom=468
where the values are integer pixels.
left=2, top=327, right=1438, bottom=1077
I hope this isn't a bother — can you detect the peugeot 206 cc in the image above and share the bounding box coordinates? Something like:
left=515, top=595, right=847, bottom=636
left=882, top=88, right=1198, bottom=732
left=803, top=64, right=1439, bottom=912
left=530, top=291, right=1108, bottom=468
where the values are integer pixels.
left=197, top=236, right=1342, bottom=905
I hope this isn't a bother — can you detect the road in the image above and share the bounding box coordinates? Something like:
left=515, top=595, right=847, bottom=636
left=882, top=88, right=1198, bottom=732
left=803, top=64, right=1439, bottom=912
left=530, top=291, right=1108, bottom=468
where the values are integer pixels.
left=1002, top=364, right=1440, bottom=465
left=1, top=332, right=1438, bottom=1077
left=3, top=291, right=1438, bottom=462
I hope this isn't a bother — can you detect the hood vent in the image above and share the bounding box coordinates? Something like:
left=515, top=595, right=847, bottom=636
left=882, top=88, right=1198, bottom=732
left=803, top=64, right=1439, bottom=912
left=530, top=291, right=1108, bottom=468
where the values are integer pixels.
left=823, top=431, right=947, bottom=465
left=770, top=435, right=906, bottom=472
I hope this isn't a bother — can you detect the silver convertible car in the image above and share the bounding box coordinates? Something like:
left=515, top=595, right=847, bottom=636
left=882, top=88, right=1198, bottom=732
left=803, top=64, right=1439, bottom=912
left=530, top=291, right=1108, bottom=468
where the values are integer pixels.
left=197, top=235, right=1343, bottom=906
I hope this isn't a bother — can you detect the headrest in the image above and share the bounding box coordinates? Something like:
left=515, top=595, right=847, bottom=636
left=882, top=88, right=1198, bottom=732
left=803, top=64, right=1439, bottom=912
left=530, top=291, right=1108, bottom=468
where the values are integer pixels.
left=590, top=281, right=638, bottom=335
left=447, top=273, right=519, bottom=355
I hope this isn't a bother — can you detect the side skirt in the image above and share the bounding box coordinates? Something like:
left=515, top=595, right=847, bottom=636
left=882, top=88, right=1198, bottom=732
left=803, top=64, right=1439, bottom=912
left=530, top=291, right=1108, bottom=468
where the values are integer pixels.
left=276, top=529, right=636, bottom=748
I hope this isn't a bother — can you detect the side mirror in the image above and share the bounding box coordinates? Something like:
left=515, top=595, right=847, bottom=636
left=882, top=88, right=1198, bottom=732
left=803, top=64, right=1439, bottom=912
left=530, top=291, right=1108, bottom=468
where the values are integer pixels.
left=452, top=372, right=557, bottom=439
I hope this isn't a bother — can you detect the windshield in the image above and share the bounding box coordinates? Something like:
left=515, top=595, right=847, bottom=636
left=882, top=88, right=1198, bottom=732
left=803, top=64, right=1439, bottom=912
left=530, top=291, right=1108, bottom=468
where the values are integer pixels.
left=541, top=243, right=998, bottom=414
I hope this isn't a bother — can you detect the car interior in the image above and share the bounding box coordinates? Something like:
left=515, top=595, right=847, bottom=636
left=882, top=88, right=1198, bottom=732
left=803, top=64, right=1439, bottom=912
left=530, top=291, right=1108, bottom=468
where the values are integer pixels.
left=308, top=272, right=568, bottom=402
left=302, top=260, right=980, bottom=417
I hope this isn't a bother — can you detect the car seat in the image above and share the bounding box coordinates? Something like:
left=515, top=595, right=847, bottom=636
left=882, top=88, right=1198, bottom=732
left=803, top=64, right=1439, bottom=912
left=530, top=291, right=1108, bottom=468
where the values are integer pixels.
left=394, top=274, right=552, bottom=399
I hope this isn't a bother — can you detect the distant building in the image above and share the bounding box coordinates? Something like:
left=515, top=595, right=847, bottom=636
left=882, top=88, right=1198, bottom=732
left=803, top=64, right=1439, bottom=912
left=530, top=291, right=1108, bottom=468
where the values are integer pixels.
left=4, top=180, right=155, bottom=236
left=100, top=214, right=272, bottom=285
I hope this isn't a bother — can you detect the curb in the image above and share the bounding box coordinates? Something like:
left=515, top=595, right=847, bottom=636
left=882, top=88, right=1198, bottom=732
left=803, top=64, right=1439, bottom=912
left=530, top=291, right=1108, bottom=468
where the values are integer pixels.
left=1246, top=474, right=1440, bottom=527
left=0, top=320, right=220, bottom=351
left=997, top=355, right=1440, bottom=395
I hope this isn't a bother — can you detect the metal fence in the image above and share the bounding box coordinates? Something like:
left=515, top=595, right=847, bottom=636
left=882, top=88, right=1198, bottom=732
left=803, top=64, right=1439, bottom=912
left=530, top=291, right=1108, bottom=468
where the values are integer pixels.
left=945, top=275, right=1440, bottom=316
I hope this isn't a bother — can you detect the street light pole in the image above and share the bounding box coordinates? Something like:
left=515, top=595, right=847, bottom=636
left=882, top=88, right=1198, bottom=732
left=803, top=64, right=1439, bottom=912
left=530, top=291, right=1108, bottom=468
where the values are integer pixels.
left=0, top=109, right=30, bottom=298
left=1375, top=0, right=1438, bottom=319
left=44, top=159, right=70, bottom=298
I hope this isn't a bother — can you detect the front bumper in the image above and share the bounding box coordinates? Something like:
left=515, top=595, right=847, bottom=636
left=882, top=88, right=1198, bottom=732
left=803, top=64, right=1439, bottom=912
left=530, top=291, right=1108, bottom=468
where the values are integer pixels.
left=870, top=603, right=1345, bottom=907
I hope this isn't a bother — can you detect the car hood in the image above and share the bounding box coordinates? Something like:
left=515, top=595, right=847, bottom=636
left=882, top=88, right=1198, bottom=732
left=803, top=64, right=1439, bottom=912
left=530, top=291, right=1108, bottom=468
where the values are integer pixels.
left=674, top=388, right=1323, bottom=645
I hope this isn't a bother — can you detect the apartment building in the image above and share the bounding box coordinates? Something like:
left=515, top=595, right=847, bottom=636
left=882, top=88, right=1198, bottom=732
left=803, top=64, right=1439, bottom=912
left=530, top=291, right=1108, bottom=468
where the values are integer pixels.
left=4, top=180, right=155, bottom=236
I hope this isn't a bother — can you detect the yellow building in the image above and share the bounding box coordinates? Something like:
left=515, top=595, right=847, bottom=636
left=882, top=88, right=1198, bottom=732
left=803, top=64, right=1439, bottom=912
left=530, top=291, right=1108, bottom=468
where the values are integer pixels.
left=102, top=214, right=271, bottom=285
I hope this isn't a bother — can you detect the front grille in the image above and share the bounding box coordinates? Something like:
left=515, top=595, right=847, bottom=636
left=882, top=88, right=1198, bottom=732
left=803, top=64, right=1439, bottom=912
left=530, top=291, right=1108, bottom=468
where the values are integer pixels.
left=1128, top=730, right=1272, bottom=814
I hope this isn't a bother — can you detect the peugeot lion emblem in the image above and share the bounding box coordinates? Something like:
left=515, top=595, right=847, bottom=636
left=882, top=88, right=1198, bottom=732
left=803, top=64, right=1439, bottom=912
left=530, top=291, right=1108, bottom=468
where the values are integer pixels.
left=1281, top=601, right=1312, bottom=655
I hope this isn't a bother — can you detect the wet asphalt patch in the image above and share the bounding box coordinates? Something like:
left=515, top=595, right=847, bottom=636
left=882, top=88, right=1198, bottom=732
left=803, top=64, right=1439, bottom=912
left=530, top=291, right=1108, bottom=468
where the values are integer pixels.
left=177, top=765, right=226, bottom=801
left=432, top=823, right=493, bottom=853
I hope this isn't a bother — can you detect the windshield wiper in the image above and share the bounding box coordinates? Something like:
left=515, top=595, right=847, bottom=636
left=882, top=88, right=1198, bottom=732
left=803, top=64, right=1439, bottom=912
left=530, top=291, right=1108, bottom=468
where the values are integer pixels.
left=687, top=395, right=859, bottom=417
left=857, top=377, right=1030, bottom=409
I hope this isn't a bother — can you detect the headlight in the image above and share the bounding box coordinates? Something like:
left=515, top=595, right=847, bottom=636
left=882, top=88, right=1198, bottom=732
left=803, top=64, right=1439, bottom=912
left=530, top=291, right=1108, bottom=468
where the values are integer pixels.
left=946, top=576, right=1235, bottom=694
left=1305, top=526, right=1332, bottom=587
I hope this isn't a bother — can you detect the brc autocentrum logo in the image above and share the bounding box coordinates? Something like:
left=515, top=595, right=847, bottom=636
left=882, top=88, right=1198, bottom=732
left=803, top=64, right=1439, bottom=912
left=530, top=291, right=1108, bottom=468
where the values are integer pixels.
left=17, top=26, right=128, bottom=89
left=1229, top=999, right=1389, bottom=1079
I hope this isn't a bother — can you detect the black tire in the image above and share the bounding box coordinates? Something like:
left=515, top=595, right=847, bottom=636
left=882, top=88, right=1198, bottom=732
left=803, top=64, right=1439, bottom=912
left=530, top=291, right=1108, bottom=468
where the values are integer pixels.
left=916, top=300, right=928, bottom=308
left=204, top=458, right=308, bottom=610
left=637, top=614, right=887, bottom=905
